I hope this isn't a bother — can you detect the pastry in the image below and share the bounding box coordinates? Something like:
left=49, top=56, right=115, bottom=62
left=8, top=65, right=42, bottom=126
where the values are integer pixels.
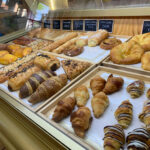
left=90, top=75, right=106, bottom=96
left=141, top=51, right=150, bottom=71
left=0, top=54, right=18, bottom=65
left=74, top=85, right=89, bottom=107
left=28, top=74, right=67, bottom=104
left=63, top=45, right=84, bottom=57
left=22, top=47, right=32, bottom=56
left=34, top=53, right=60, bottom=71
left=61, top=60, right=91, bottom=80
left=0, top=51, right=9, bottom=57
left=91, top=92, right=109, bottom=118
left=146, top=88, right=150, bottom=99
left=139, top=100, right=150, bottom=130
left=131, top=32, right=150, bottom=51
left=28, top=28, right=41, bottom=38
left=88, top=30, right=109, bottom=47
left=52, top=97, right=76, bottom=122
left=100, top=38, right=122, bottom=50
left=70, top=107, right=92, bottom=138
left=114, top=100, right=133, bottom=129
left=103, top=124, right=125, bottom=150
left=110, top=40, right=144, bottom=64
left=7, top=44, right=21, bottom=53
left=0, top=44, right=8, bottom=50
left=76, top=35, right=89, bottom=47
left=126, top=128, right=150, bottom=150
left=43, top=32, right=78, bottom=51
left=103, top=74, right=124, bottom=95
left=8, top=65, right=40, bottom=91
left=127, top=80, right=145, bottom=98
left=19, top=70, right=56, bottom=98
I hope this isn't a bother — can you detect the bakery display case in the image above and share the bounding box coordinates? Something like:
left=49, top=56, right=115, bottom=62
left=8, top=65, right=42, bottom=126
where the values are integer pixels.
left=1, top=0, right=150, bottom=150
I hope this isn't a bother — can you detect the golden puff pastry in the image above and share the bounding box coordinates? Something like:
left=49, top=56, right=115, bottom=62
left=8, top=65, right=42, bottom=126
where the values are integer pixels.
left=91, top=92, right=109, bottom=118
left=70, top=107, right=92, bottom=138
left=114, top=100, right=133, bottom=129
left=74, top=85, right=89, bottom=107
left=141, top=51, right=150, bottom=71
left=0, top=54, right=18, bottom=65
left=0, top=51, right=9, bottom=57
left=90, top=75, right=106, bottom=96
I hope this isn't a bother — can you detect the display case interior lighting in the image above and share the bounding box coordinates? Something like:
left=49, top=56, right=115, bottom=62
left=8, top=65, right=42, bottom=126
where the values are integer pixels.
left=49, top=0, right=68, bottom=10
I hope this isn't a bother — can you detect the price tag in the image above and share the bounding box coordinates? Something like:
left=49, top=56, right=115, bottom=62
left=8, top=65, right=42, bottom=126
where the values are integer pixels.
left=53, top=20, right=60, bottom=29
left=44, top=20, right=50, bottom=28
left=63, top=20, right=71, bottom=30
left=85, top=20, right=97, bottom=31
left=142, top=21, right=150, bottom=34
left=73, top=20, right=83, bottom=31
left=99, top=20, right=113, bottom=32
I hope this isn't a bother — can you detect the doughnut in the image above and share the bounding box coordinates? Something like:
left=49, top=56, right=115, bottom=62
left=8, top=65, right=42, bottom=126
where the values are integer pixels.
left=110, top=40, right=144, bottom=65
left=141, top=51, right=150, bottom=71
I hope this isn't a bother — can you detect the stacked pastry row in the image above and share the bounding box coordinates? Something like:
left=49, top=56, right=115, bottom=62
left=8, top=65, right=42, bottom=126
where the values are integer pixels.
left=0, top=52, right=91, bottom=105
left=0, top=43, right=33, bottom=65
left=51, top=73, right=150, bottom=149
left=110, top=32, right=150, bottom=71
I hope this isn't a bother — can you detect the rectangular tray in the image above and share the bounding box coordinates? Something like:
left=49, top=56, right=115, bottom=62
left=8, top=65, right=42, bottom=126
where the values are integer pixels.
left=0, top=51, right=94, bottom=112
left=38, top=66, right=150, bottom=150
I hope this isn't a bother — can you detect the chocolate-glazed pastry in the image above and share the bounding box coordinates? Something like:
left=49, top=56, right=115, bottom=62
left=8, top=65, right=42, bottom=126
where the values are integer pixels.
left=127, top=80, right=145, bottom=98
left=114, top=100, right=133, bottom=129
left=103, top=124, right=125, bottom=150
left=126, top=128, right=150, bottom=150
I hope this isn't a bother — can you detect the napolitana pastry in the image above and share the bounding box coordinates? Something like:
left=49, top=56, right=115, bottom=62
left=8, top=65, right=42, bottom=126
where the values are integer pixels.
left=61, top=60, right=91, bottom=80
left=91, top=92, right=109, bottom=118
left=127, top=80, right=145, bottom=98
left=114, top=100, right=133, bottom=129
left=70, top=107, right=92, bottom=138
left=141, top=51, right=150, bottom=71
left=8, top=65, right=40, bottom=91
left=88, top=29, right=109, bottom=47
left=100, top=38, right=122, bottom=50
left=103, top=124, right=125, bottom=150
left=74, top=85, right=89, bottom=107
left=103, top=74, right=124, bottom=95
left=139, top=100, right=150, bottom=130
left=126, top=128, right=150, bottom=150
left=90, top=75, right=106, bottom=96
left=146, top=88, right=150, bottom=99
left=19, top=70, right=56, bottom=98
left=52, top=97, right=76, bottom=122
left=28, top=74, right=67, bottom=104
left=110, top=40, right=144, bottom=65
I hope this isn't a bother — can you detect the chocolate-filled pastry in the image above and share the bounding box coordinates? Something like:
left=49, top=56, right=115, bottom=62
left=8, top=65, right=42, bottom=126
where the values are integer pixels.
left=146, top=88, right=150, bottom=99
left=114, top=100, right=133, bottom=129
left=8, top=65, right=40, bottom=91
left=63, top=45, right=84, bottom=57
left=126, top=128, right=150, bottom=150
left=103, top=74, right=124, bottom=95
left=91, top=92, right=109, bottom=118
left=104, top=124, right=125, bottom=150
left=100, top=38, right=122, bottom=50
left=28, top=74, right=67, bottom=104
left=34, top=54, right=60, bottom=71
left=52, top=97, right=76, bottom=122
left=70, top=107, right=92, bottom=138
left=127, top=80, right=145, bottom=98
left=19, top=70, right=56, bottom=98
left=74, top=85, right=89, bottom=107
left=61, top=60, right=91, bottom=80
left=139, top=100, right=150, bottom=130
left=90, top=75, right=106, bottom=96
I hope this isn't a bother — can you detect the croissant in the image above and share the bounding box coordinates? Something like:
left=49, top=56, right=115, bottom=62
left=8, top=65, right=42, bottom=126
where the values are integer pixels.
left=127, top=80, right=145, bottom=98
left=139, top=100, right=150, bottom=130
left=90, top=75, right=106, bottom=96
left=126, top=128, right=150, bottom=150
left=104, top=124, right=125, bottom=150
left=103, top=74, right=124, bottom=95
left=91, top=92, right=109, bottom=118
left=70, top=107, right=92, bottom=138
left=28, top=74, right=67, bottom=104
left=114, top=100, right=133, bottom=129
left=74, top=85, right=89, bottom=107
left=52, top=97, right=76, bottom=122
left=8, top=65, right=40, bottom=91
left=19, top=70, right=56, bottom=98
